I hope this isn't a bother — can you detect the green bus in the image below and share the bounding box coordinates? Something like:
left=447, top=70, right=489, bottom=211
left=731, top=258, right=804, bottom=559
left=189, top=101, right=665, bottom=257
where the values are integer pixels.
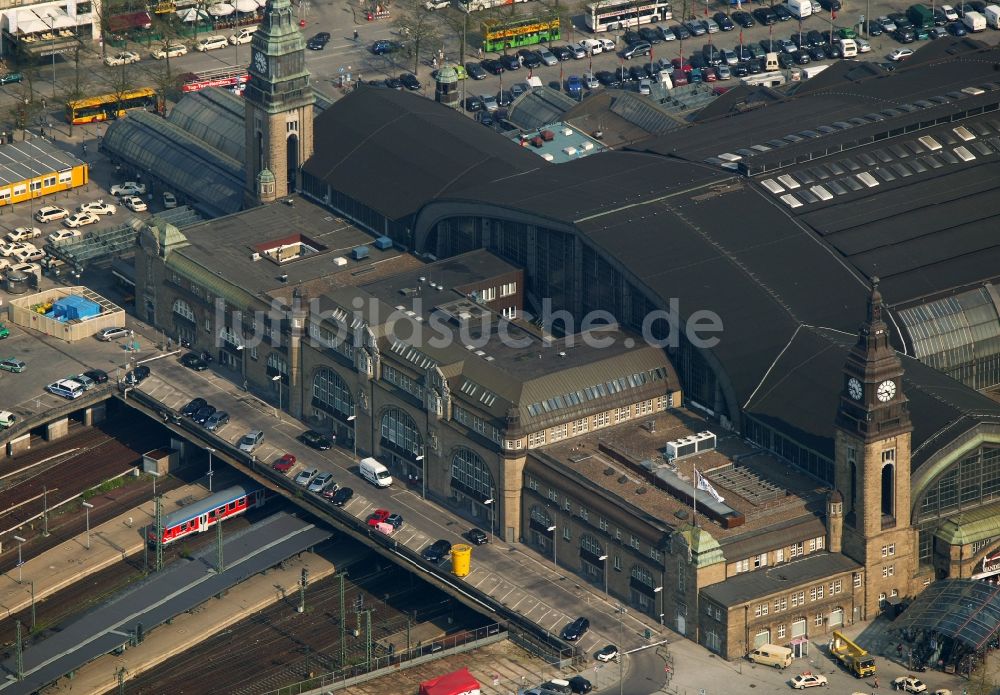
left=481, top=15, right=560, bottom=52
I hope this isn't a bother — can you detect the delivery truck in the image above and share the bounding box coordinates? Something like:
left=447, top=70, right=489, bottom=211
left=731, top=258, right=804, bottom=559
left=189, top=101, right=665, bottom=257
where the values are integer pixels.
left=963, top=10, right=986, bottom=31
left=786, top=0, right=812, bottom=17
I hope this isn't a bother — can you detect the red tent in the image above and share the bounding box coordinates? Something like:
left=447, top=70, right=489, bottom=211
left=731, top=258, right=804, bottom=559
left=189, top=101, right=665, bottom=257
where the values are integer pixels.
left=419, top=668, right=481, bottom=695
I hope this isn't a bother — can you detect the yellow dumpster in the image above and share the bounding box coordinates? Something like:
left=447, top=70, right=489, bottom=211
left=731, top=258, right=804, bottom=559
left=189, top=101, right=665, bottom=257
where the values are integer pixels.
left=451, top=543, right=472, bottom=577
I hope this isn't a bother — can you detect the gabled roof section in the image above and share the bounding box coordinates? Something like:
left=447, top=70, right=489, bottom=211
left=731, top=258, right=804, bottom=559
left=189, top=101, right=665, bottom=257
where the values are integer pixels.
left=304, top=88, right=544, bottom=222
left=506, top=87, right=577, bottom=131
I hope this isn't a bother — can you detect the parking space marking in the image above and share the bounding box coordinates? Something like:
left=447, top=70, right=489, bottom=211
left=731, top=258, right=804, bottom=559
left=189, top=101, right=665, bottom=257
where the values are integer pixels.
left=497, top=587, right=516, bottom=603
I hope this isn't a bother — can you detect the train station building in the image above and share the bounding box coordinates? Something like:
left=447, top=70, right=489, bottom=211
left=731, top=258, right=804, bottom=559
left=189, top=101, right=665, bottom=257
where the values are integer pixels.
left=132, top=14, right=1000, bottom=664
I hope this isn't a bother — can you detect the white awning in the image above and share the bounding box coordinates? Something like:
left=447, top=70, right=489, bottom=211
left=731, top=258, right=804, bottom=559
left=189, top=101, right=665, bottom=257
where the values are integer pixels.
left=36, top=8, right=76, bottom=29
left=233, top=0, right=257, bottom=12
left=15, top=12, right=49, bottom=34
left=207, top=3, right=235, bottom=15
left=176, top=7, right=209, bottom=21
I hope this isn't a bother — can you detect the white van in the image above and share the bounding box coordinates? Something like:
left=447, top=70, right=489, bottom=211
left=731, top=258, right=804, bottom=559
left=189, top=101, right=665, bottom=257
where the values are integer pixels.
left=47, top=379, right=85, bottom=400
left=985, top=4, right=1000, bottom=28
left=839, top=38, right=858, bottom=58
left=359, top=457, right=393, bottom=488
left=748, top=644, right=793, bottom=668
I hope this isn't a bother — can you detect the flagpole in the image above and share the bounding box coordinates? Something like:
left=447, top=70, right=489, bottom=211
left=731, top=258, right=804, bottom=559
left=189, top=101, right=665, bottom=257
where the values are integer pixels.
left=692, top=465, right=698, bottom=527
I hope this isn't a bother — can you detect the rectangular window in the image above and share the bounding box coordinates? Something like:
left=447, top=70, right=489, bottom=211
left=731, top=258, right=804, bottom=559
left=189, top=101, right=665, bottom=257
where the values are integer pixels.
left=563, top=526, right=571, bottom=541
left=13, top=184, right=26, bottom=196
left=563, top=498, right=571, bottom=512
left=58, top=170, right=72, bottom=183
left=816, top=536, right=824, bottom=550
left=882, top=566, right=889, bottom=578
left=0, top=189, right=10, bottom=201
left=761, top=602, right=768, bottom=616
left=43, top=176, right=56, bottom=187
left=572, top=418, right=589, bottom=435
left=630, top=535, right=640, bottom=550
left=810, top=587, right=818, bottom=602
left=678, top=560, right=686, bottom=591
left=882, top=448, right=896, bottom=463
left=754, top=553, right=767, bottom=568
left=613, top=554, right=622, bottom=570
left=579, top=506, right=589, bottom=521
left=777, top=624, right=786, bottom=639
left=791, top=591, right=804, bottom=607
left=815, top=613, right=824, bottom=627
left=593, top=412, right=610, bottom=428
left=615, top=529, right=622, bottom=541
left=551, top=424, right=568, bottom=441
left=774, top=596, right=787, bottom=612
left=547, top=488, right=558, bottom=502
left=775, top=548, right=784, bottom=563
left=833, top=579, right=842, bottom=594
left=755, top=604, right=763, bottom=618
left=854, top=572, right=862, bottom=588
left=615, top=406, right=631, bottom=423
left=735, top=559, right=749, bottom=573
left=599, top=517, right=609, bottom=532
left=528, top=431, right=547, bottom=447
left=809, top=538, right=817, bottom=552
left=791, top=542, right=804, bottom=557
left=29, top=179, right=41, bottom=191
left=817, top=585, right=824, bottom=600
left=887, top=543, right=894, bottom=556
left=527, top=477, right=538, bottom=491
left=500, top=282, right=517, bottom=297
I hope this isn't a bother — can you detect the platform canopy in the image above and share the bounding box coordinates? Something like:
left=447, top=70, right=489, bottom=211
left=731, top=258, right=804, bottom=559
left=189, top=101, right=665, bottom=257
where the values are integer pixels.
left=894, top=580, right=1000, bottom=651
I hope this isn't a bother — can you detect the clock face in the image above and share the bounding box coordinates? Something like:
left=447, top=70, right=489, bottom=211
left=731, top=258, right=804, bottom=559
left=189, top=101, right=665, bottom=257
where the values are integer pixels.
left=253, top=50, right=268, bottom=74
left=848, top=377, right=863, bottom=401
left=876, top=380, right=896, bottom=402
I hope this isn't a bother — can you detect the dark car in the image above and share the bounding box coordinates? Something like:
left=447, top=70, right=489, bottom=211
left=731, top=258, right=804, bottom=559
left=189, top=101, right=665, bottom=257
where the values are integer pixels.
left=83, top=369, right=109, bottom=384
left=671, top=23, right=692, bottom=39
left=623, top=29, right=643, bottom=45
left=792, top=50, right=811, bottom=65
left=330, top=487, right=353, bottom=506
left=552, top=45, right=573, bottom=60
left=183, top=397, right=208, bottom=417
left=510, top=81, right=530, bottom=98
left=595, top=70, right=618, bottom=86
left=807, top=45, right=826, bottom=60
left=732, top=61, right=749, bottom=76
left=307, top=31, right=331, bottom=49
left=386, top=512, right=404, bottom=530
left=204, top=410, right=229, bottom=431
left=703, top=44, right=723, bottom=65
left=622, top=41, right=651, bottom=59
left=467, top=527, right=489, bottom=545
left=399, top=73, right=421, bottom=90
left=0, top=72, right=23, bottom=85
left=568, top=676, right=593, bottom=694
left=776, top=52, right=794, bottom=68
left=894, top=27, right=916, bottom=42
left=180, top=352, right=208, bottom=371
left=370, top=39, right=401, bottom=55
left=932, top=8, right=948, bottom=24
left=421, top=539, right=453, bottom=562
left=688, top=66, right=704, bottom=83
left=732, top=10, right=755, bottom=27
left=948, top=20, right=968, bottom=34
left=465, top=62, right=488, bottom=79
left=866, top=20, right=884, bottom=35
left=561, top=617, right=590, bottom=641
left=807, top=29, right=824, bottom=45
left=758, top=38, right=778, bottom=53
left=499, top=53, right=520, bottom=70
left=713, top=11, right=734, bottom=30
left=890, top=12, right=913, bottom=27
left=747, top=57, right=763, bottom=73
left=628, top=65, right=646, bottom=81
left=773, top=3, right=793, bottom=20
left=193, top=405, right=216, bottom=425
left=638, top=26, right=662, bottom=43
left=818, top=0, right=841, bottom=9
left=752, top=7, right=778, bottom=24
left=124, top=364, right=150, bottom=385
left=299, top=429, right=333, bottom=450
left=517, top=49, right=542, bottom=68
left=465, top=95, right=484, bottom=111
left=823, top=42, right=843, bottom=58
left=384, top=76, right=404, bottom=89
left=480, top=58, right=503, bottom=75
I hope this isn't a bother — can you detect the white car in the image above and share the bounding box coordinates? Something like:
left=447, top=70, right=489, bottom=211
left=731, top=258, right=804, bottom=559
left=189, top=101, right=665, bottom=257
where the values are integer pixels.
left=295, top=467, right=319, bottom=486
left=0, top=241, right=33, bottom=257
left=856, top=38, right=871, bottom=52
left=5, top=227, right=41, bottom=242
left=49, top=229, right=82, bottom=242
left=9, top=261, right=40, bottom=277
left=34, top=205, right=69, bottom=223
left=583, top=72, right=599, bottom=89
left=638, top=78, right=651, bottom=95
left=123, top=195, right=148, bottom=212
left=790, top=674, right=828, bottom=689
left=12, top=247, right=44, bottom=263
left=599, top=37, right=616, bottom=52
left=888, top=48, right=914, bottom=61
left=79, top=199, right=117, bottom=215
left=163, top=192, right=178, bottom=209
left=196, top=35, right=228, bottom=51
left=63, top=212, right=100, bottom=229
left=110, top=181, right=147, bottom=196
left=595, top=644, right=619, bottom=662
left=941, top=3, right=958, bottom=20
left=308, top=471, right=334, bottom=492
left=229, top=28, right=255, bottom=45
left=105, top=50, right=140, bottom=66
left=151, top=43, right=188, bottom=60
left=579, top=39, right=603, bottom=55
left=878, top=15, right=897, bottom=31
left=892, top=677, right=927, bottom=693
left=569, top=44, right=586, bottom=58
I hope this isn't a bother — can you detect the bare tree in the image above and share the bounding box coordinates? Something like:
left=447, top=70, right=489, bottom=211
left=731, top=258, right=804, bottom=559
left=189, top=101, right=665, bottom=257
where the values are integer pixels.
left=967, top=658, right=999, bottom=695
left=393, top=0, right=443, bottom=74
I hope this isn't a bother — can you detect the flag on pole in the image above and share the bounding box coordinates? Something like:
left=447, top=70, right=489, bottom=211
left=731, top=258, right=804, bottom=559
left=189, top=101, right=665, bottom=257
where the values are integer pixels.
left=831, top=8, right=837, bottom=19
left=696, top=469, right=725, bottom=503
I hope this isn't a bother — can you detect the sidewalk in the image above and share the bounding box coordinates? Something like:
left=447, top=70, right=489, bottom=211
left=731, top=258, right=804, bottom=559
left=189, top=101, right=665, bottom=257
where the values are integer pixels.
left=1, top=482, right=211, bottom=618
left=45, top=551, right=336, bottom=694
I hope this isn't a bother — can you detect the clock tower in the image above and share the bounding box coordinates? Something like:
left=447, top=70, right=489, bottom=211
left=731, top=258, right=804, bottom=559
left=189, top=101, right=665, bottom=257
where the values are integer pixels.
left=834, top=277, right=916, bottom=619
left=244, top=0, right=314, bottom=204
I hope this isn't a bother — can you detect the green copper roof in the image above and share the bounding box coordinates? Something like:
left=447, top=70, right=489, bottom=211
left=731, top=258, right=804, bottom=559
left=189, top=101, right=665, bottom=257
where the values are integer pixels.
left=676, top=524, right=725, bottom=568
left=934, top=501, right=1000, bottom=545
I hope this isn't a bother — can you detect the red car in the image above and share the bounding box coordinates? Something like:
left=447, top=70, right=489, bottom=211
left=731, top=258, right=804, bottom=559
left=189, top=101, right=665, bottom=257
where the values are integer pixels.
left=367, top=508, right=391, bottom=526
left=272, top=453, right=296, bottom=473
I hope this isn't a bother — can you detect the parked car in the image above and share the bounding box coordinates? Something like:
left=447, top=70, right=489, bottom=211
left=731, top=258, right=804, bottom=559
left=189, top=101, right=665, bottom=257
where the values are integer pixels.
left=481, top=93, right=499, bottom=112
left=110, top=181, right=147, bottom=197
left=123, top=195, right=148, bottom=212
left=48, top=229, right=81, bottom=244
left=105, top=50, right=140, bottom=66
left=151, top=43, right=188, bottom=59
left=538, top=47, right=558, bottom=65
left=182, top=397, right=208, bottom=417
left=713, top=11, right=735, bottom=29
left=467, top=527, right=489, bottom=544
left=623, top=41, right=652, bottom=59
left=230, top=27, right=256, bottom=44
left=684, top=19, right=707, bottom=34
left=273, top=453, right=297, bottom=472
left=180, top=352, right=208, bottom=370
left=0, top=357, right=26, bottom=373
left=295, top=467, right=319, bottom=486
left=568, top=676, right=593, bottom=694
left=308, top=471, right=335, bottom=492
left=79, top=200, right=117, bottom=215
left=773, top=3, right=793, bottom=20
left=83, top=369, right=109, bottom=384
left=192, top=405, right=217, bottom=425
left=162, top=192, right=178, bottom=209
left=752, top=7, right=778, bottom=24
left=561, top=617, right=590, bottom=641
left=124, top=365, right=150, bottom=385
left=196, top=35, right=228, bottom=51
left=421, top=539, right=453, bottom=562
left=517, top=49, right=543, bottom=68
left=299, top=429, right=333, bottom=450
left=63, top=212, right=100, bottom=229
left=732, top=10, right=755, bottom=27
left=330, top=487, right=354, bottom=506
left=399, top=73, right=421, bottom=90
left=34, top=206, right=69, bottom=223
left=367, top=508, right=391, bottom=526
left=888, top=47, right=914, bottom=61
left=238, top=429, right=264, bottom=452
left=892, top=677, right=927, bottom=694
left=551, top=45, right=573, bottom=60
left=671, top=23, right=692, bottom=39
left=97, top=326, right=130, bottom=341
left=371, top=39, right=402, bottom=55
left=465, top=62, right=488, bottom=79
left=499, top=54, right=520, bottom=70
left=5, top=227, right=41, bottom=242
left=464, top=95, right=484, bottom=112
left=0, top=71, right=22, bottom=85
left=204, top=411, right=229, bottom=431
left=595, top=644, right=619, bottom=662
left=306, top=31, right=331, bottom=49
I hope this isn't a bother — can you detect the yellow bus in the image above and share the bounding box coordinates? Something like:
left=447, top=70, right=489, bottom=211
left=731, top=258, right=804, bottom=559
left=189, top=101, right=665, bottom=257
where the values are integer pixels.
left=65, top=87, right=156, bottom=125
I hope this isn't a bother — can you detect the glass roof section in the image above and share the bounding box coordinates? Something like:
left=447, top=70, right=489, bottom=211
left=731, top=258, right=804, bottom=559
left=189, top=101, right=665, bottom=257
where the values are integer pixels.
left=899, top=288, right=1000, bottom=374
left=893, top=579, right=1000, bottom=651
left=167, top=88, right=246, bottom=164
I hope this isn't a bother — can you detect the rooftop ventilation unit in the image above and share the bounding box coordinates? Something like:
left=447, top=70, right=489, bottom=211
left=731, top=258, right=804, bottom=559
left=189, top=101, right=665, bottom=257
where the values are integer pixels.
left=374, top=236, right=393, bottom=250
left=665, top=431, right=717, bottom=460
left=352, top=246, right=370, bottom=260
left=333, top=256, right=348, bottom=266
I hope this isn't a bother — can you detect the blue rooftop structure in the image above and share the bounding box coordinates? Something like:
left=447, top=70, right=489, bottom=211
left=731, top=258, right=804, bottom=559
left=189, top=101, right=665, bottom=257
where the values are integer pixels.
left=510, top=123, right=607, bottom=163
left=50, top=295, right=101, bottom=322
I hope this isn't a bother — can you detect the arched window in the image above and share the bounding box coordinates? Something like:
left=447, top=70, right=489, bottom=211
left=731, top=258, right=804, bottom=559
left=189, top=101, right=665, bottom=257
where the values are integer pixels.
left=581, top=533, right=603, bottom=556
left=451, top=447, right=494, bottom=501
left=267, top=353, right=288, bottom=382
left=172, top=299, right=195, bottom=322
left=312, top=368, right=353, bottom=418
left=380, top=406, right=423, bottom=457
left=631, top=565, right=654, bottom=588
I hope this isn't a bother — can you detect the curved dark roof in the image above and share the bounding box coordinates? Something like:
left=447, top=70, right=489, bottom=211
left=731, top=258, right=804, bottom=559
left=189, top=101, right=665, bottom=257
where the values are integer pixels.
left=167, top=88, right=246, bottom=164
left=303, top=87, right=543, bottom=222
left=894, top=579, right=1000, bottom=651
